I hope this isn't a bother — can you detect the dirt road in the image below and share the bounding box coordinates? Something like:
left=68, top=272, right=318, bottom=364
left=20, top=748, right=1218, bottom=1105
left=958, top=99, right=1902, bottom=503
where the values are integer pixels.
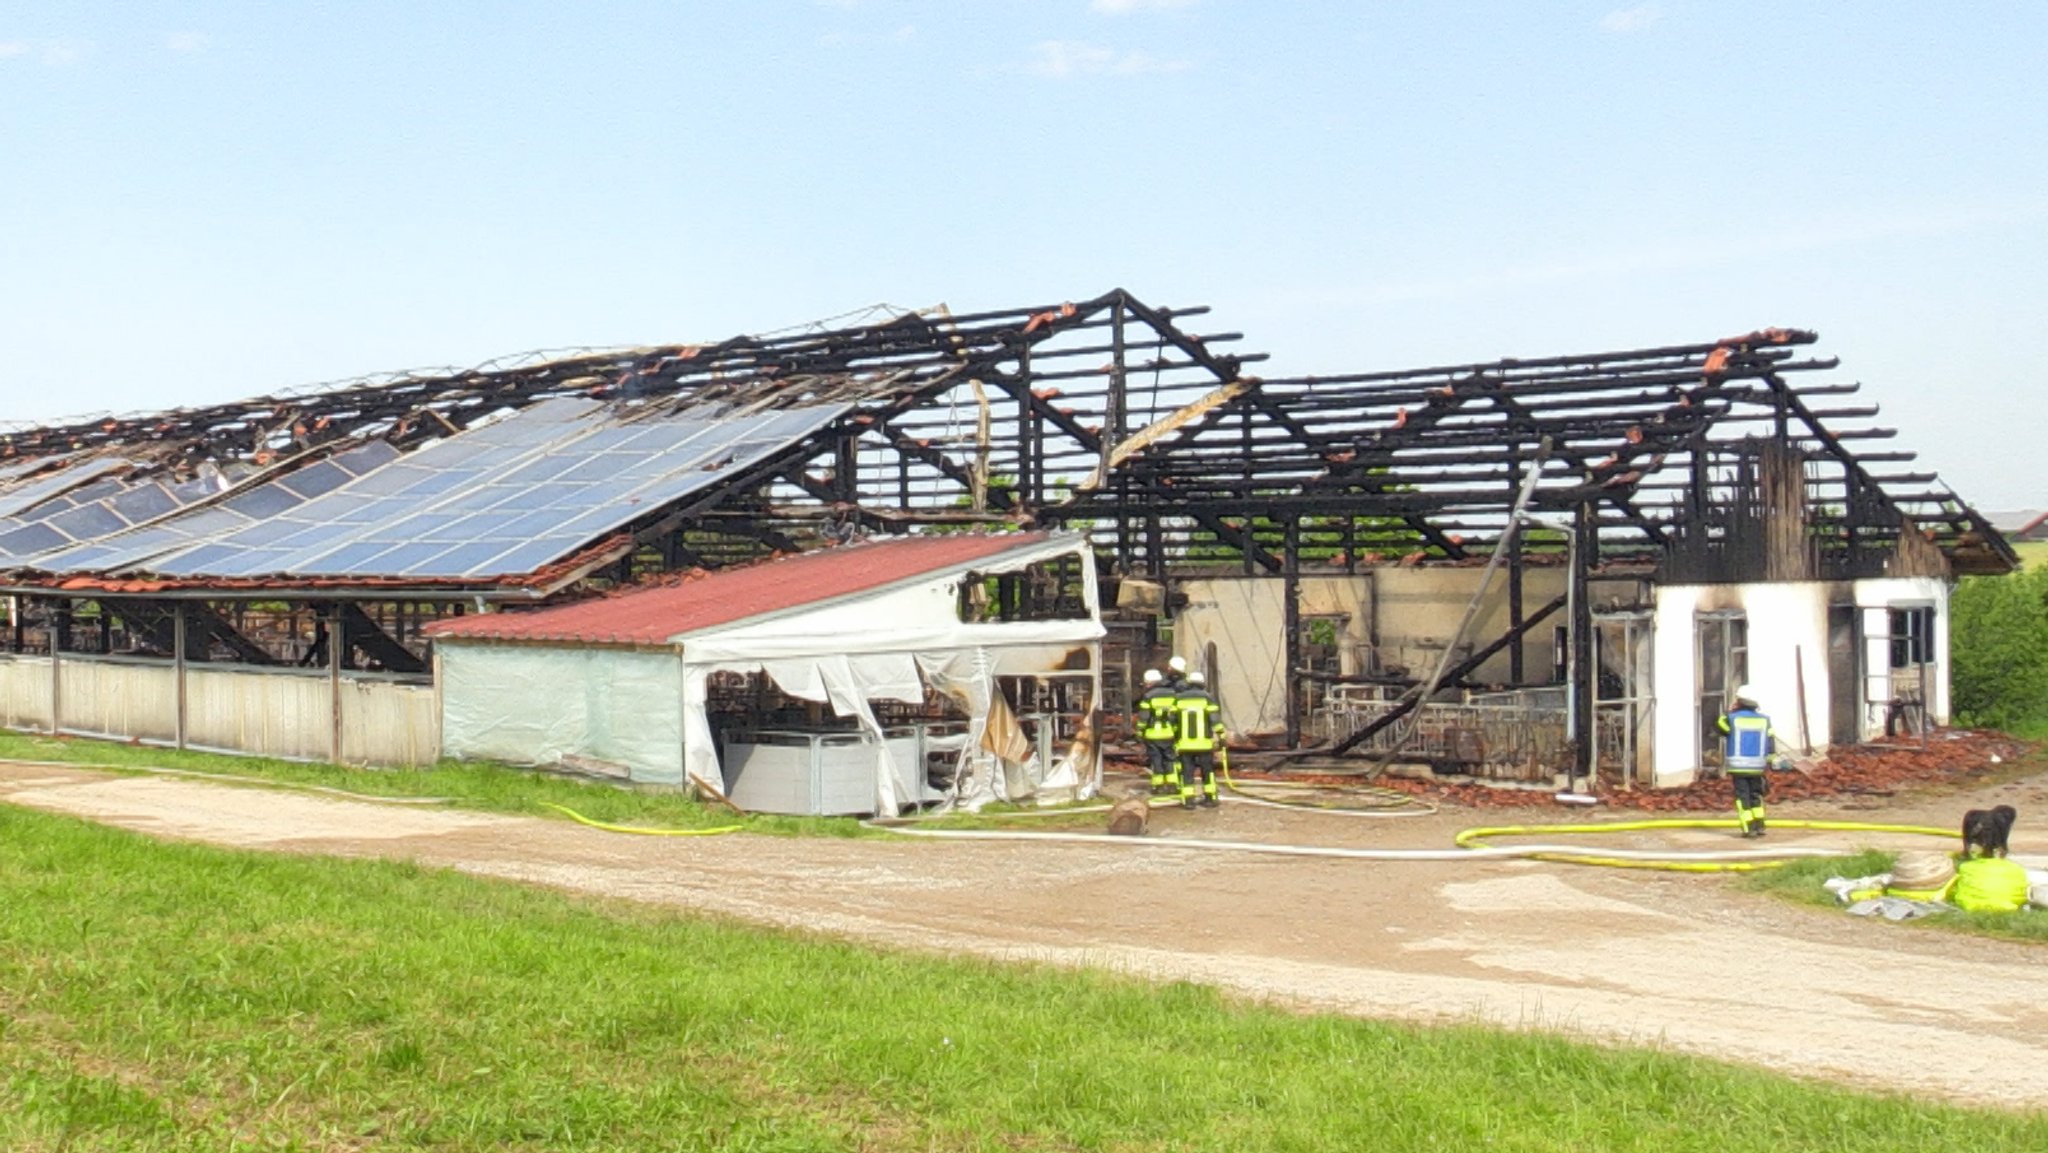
left=6, top=760, right=2048, bottom=1109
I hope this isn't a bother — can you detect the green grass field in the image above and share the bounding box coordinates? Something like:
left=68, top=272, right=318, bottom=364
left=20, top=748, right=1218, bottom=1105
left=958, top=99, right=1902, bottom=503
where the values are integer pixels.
left=4, top=806, right=2046, bottom=1151
left=0, top=730, right=858, bottom=838
left=1748, top=851, right=2048, bottom=944
left=2015, top=540, right=2048, bottom=569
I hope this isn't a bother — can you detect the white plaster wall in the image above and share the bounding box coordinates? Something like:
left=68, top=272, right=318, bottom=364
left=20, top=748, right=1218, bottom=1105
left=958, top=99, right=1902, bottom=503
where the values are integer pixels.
left=1174, top=568, right=1568, bottom=738
left=1371, top=567, right=1568, bottom=685
left=1852, top=576, right=1951, bottom=731
left=1740, top=583, right=1832, bottom=755
left=1651, top=582, right=1830, bottom=786
left=1651, top=585, right=1702, bottom=786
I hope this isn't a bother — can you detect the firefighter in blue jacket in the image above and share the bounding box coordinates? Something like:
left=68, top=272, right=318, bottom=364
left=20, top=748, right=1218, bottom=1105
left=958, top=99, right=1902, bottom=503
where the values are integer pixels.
left=1717, top=685, right=1781, bottom=837
left=1134, top=668, right=1181, bottom=794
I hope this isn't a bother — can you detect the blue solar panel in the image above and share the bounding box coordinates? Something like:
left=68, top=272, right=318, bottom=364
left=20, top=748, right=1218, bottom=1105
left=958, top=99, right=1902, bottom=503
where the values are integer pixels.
left=0, top=457, right=130, bottom=520
left=127, top=399, right=844, bottom=581
left=14, top=441, right=400, bottom=572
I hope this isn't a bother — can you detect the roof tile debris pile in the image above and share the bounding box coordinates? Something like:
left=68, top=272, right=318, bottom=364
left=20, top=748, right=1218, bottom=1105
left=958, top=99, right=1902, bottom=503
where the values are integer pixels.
left=1245, top=729, right=2033, bottom=811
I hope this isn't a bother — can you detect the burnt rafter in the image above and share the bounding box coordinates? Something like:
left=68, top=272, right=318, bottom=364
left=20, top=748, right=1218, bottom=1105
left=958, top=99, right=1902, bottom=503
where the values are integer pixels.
left=1763, top=372, right=2017, bottom=573
left=1, top=292, right=1157, bottom=466
left=98, top=597, right=279, bottom=665
left=0, top=305, right=2014, bottom=606
left=335, top=603, right=427, bottom=674
left=1054, top=323, right=2011, bottom=578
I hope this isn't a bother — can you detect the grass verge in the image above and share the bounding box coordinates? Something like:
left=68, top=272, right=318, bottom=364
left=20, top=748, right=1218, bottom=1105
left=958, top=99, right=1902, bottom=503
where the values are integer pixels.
left=1746, top=851, right=2048, bottom=944
left=0, top=729, right=863, bottom=838
left=4, top=806, right=2048, bottom=1151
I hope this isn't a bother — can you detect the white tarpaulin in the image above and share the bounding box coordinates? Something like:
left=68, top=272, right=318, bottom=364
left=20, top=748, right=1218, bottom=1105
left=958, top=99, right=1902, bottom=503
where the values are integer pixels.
left=439, top=533, right=1103, bottom=815
left=678, top=535, right=1103, bottom=814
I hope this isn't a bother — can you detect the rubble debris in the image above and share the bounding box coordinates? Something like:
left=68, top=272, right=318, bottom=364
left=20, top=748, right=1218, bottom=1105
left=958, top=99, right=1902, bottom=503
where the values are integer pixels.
left=1230, top=729, right=2034, bottom=811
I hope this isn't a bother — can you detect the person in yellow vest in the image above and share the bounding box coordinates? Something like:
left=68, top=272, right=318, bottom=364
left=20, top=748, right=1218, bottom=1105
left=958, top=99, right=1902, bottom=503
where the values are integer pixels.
left=1133, top=669, right=1181, bottom=795
left=1951, top=856, right=2033, bottom=913
left=1174, top=670, right=1225, bottom=810
left=1716, top=685, right=1781, bottom=837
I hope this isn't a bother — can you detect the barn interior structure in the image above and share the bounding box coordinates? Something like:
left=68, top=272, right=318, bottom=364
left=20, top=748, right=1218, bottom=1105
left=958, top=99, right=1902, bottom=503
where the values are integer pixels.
left=0, top=290, right=2016, bottom=808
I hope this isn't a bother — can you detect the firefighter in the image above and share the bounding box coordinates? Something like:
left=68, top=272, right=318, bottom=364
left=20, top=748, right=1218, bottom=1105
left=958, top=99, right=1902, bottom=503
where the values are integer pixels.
left=1134, top=668, right=1181, bottom=794
left=1717, top=684, right=1780, bottom=837
left=1165, top=654, right=1189, bottom=690
left=1174, top=670, right=1225, bottom=810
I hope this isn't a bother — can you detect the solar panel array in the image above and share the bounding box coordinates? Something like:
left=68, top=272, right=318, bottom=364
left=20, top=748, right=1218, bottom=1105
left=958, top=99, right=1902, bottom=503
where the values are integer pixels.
left=34, top=441, right=403, bottom=573
left=30, top=397, right=844, bottom=584
left=0, top=456, right=133, bottom=523
left=0, top=470, right=225, bottom=563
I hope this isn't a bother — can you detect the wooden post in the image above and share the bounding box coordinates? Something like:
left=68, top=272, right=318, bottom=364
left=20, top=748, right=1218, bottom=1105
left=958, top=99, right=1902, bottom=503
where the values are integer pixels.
left=47, top=600, right=61, bottom=735
left=1571, top=503, right=1598, bottom=790
left=174, top=604, right=189, bottom=749
left=1283, top=517, right=1303, bottom=747
left=329, top=601, right=344, bottom=764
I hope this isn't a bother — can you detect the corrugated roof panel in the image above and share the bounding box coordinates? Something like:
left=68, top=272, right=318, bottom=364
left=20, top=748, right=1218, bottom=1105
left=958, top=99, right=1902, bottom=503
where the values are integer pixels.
left=426, top=532, right=1060, bottom=647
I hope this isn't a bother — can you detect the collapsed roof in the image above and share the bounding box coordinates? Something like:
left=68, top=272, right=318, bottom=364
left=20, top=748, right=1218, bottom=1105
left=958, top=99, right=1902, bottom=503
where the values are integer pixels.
left=0, top=291, right=2016, bottom=599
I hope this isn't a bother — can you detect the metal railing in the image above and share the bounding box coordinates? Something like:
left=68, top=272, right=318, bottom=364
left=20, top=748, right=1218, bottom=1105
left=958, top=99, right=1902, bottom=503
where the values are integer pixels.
left=1315, top=685, right=1567, bottom=780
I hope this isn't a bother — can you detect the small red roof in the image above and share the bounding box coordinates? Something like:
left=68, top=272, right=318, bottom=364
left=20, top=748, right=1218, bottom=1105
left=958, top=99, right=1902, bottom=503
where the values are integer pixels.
left=424, top=532, right=1060, bottom=646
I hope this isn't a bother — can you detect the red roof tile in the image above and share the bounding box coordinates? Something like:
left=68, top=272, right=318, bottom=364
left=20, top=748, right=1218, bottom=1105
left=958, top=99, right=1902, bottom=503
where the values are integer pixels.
left=423, top=532, right=1060, bottom=646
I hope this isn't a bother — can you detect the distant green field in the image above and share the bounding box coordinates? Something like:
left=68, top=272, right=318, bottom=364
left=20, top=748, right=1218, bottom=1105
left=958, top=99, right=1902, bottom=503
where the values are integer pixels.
left=2017, top=540, right=2048, bottom=569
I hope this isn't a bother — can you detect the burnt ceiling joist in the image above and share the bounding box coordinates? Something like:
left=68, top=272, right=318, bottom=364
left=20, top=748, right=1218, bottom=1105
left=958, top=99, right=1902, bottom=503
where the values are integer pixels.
left=0, top=301, right=2015, bottom=605
left=1046, top=326, right=2017, bottom=576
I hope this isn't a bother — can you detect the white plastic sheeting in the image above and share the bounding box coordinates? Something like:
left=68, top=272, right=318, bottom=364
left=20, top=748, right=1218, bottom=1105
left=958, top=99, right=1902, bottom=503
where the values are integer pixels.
left=438, top=534, right=1104, bottom=815
left=440, top=645, right=687, bottom=783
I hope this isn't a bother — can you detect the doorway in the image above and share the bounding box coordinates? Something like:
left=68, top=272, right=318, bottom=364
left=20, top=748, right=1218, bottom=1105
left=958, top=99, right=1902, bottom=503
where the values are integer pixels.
left=1827, top=603, right=1860, bottom=746
left=1696, top=611, right=1748, bottom=765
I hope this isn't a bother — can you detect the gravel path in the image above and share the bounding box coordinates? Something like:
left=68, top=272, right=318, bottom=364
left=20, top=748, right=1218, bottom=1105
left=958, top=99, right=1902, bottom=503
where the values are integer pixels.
left=7, top=760, right=2048, bottom=1110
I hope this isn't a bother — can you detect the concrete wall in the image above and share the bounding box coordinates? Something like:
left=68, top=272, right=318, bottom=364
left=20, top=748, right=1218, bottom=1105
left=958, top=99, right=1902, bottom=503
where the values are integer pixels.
left=0, top=655, right=52, bottom=731
left=0, top=654, right=439, bottom=766
left=61, top=657, right=180, bottom=745
left=1370, top=567, right=1568, bottom=685
left=1175, top=568, right=1567, bottom=736
left=1651, top=577, right=1950, bottom=786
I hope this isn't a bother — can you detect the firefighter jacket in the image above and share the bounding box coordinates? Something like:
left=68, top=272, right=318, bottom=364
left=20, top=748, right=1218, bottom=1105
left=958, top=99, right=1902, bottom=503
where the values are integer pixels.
left=1136, top=684, right=1180, bottom=744
left=1175, top=689, right=1223, bottom=753
left=1717, top=707, right=1776, bottom=773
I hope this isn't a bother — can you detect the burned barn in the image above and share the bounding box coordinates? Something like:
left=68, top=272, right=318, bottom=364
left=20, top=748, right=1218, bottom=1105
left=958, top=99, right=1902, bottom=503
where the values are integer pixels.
left=0, top=290, right=2015, bottom=804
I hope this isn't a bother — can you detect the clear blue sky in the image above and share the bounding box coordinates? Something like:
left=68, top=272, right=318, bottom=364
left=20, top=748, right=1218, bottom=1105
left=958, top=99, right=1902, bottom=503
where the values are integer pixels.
left=3, top=2, right=2043, bottom=507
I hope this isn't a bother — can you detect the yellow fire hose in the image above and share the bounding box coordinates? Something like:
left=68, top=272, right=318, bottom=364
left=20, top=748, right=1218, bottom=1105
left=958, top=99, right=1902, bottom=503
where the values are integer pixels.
left=10, top=755, right=1953, bottom=868
left=1454, top=818, right=1958, bottom=872
left=540, top=802, right=743, bottom=837
left=1217, top=747, right=1439, bottom=818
